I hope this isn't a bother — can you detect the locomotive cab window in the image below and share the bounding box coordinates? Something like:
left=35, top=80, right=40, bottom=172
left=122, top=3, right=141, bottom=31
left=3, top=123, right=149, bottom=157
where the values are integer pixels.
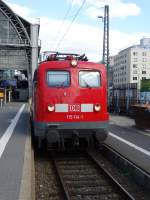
left=47, top=71, right=70, bottom=87
left=79, top=71, right=100, bottom=88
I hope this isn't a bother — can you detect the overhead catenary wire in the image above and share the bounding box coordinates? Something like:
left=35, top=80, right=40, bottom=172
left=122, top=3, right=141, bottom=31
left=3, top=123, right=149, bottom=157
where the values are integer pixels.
left=55, top=0, right=74, bottom=41
left=55, top=0, right=86, bottom=50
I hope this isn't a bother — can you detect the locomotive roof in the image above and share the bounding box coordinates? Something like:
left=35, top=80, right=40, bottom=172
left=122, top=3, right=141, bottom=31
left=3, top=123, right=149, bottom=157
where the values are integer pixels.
left=38, top=60, right=105, bottom=71
left=41, top=52, right=88, bottom=62
left=38, top=52, right=106, bottom=71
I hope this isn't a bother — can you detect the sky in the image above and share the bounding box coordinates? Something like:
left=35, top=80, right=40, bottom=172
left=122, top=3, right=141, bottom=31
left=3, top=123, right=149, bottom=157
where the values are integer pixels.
left=4, top=0, right=150, bottom=61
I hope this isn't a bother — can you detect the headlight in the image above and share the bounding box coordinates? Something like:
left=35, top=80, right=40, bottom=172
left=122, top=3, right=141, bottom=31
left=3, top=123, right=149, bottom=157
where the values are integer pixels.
left=94, top=104, right=101, bottom=112
left=71, top=60, right=77, bottom=67
left=48, top=105, right=55, bottom=112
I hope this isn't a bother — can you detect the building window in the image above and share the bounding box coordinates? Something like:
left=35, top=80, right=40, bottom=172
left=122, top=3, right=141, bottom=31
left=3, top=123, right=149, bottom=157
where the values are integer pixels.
left=133, top=70, right=137, bottom=74
left=133, top=52, right=138, bottom=56
left=133, top=64, right=137, bottom=68
left=142, top=77, right=146, bottom=80
left=142, top=58, right=147, bottom=62
left=133, top=77, right=137, bottom=80
left=142, top=71, right=146, bottom=74
left=142, top=64, right=146, bottom=69
left=133, top=58, right=138, bottom=62
left=142, top=52, right=147, bottom=56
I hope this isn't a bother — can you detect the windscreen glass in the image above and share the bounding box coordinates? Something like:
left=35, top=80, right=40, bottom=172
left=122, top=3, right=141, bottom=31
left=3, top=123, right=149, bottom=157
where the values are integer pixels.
left=79, top=71, right=100, bottom=88
left=47, top=71, right=70, bottom=87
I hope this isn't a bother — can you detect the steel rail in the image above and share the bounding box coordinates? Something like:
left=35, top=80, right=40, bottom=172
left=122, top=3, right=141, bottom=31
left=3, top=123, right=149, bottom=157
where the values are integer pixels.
left=87, top=150, right=135, bottom=200
left=51, top=151, right=133, bottom=200
left=51, top=152, right=71, bottom=200
left=103, top=143, right=150, bottom=178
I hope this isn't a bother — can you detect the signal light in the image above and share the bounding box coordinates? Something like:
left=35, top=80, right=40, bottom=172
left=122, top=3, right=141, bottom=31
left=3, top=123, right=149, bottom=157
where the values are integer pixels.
left=48, top=105, right=55, bottom=112
left=94, top=104, right=101, bottom=112
left=71, top=60, right=77, bottom=67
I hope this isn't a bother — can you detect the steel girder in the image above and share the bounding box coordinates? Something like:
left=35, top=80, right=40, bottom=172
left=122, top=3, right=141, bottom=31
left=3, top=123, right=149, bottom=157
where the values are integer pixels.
left=0, top=0, right=31, bottom=45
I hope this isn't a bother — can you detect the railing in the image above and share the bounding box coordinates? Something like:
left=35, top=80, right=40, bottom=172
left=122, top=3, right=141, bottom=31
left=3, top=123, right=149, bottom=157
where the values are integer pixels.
left=0, top=89, right=4, bottom=107
left=0, top=88, right=12, bottom=107
left=0, top=38, right=30, bottom=46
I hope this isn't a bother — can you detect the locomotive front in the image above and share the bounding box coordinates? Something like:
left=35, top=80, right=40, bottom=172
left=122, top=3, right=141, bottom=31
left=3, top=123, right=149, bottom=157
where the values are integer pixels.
left=32, top=53, right=109, bottom=149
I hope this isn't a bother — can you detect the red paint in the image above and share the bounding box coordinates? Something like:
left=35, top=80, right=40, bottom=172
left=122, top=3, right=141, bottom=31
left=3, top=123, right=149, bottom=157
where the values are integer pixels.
left=33, top=60, right=109, bottom=123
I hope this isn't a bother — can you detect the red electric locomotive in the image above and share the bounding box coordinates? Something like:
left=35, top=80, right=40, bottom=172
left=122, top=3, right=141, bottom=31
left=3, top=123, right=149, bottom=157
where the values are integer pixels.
left=31, top=52, right=109, bottom=148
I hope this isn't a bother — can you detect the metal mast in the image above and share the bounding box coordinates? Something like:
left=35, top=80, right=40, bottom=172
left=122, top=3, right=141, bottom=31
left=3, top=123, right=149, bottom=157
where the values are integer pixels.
left=102, top=5, right=109, bottom=73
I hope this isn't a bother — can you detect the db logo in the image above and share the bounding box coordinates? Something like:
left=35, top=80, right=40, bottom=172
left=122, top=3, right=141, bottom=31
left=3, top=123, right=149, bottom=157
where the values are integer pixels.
left=69, top=104, right=80, bottom=112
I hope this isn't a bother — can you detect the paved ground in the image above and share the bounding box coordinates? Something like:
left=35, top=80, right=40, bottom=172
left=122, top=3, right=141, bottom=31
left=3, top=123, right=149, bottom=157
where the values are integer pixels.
left=0, top=103, right=31, bottom=200
left=0, top=103, right=149, bottom=199
left=110, top=114, right=135, bottom=127
left=106, top=114, right=150, bottom=173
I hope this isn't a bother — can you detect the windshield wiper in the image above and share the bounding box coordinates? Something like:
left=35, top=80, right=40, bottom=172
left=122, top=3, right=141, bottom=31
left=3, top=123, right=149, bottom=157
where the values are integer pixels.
left=61, top=81, right=67, bottom=87
left=82, top=79, right=91, bottom=88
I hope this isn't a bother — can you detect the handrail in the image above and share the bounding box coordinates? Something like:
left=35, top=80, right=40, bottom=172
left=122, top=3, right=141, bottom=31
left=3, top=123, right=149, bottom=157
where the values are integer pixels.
left=0, top=38, right=30, bottom=45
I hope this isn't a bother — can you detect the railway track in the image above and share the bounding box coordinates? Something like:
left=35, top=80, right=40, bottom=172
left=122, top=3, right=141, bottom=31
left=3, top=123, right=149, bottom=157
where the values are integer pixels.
left=52, top=150, right=142, bottom=200
left=35, top=149, right=146, bottom=200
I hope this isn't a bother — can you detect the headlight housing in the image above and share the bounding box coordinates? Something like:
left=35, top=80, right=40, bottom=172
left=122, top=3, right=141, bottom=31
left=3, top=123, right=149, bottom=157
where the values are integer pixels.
left=48, top=105, right=55, bottom=112
left=94, top=104, right=101, bottom=112
left=71, top=60, right=77, bottom=67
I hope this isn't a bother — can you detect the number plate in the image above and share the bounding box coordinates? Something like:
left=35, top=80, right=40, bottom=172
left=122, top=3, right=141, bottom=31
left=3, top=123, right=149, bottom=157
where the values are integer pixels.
left=69, top=104, right=80, bottom=112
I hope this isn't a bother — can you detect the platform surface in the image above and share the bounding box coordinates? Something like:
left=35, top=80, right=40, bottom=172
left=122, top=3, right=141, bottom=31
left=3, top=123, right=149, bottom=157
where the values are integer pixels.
left=106, top=114, right=150, bottom=173
left=0, top=103, right=150, bottom=199
left=0, top=102, right=30, bottom=200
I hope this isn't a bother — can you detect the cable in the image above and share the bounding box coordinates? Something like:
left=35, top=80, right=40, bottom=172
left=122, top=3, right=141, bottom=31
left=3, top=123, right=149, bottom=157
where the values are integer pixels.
left=55, top=0, right=86, bottom=50
left=55, top=0, right=74, bottom=37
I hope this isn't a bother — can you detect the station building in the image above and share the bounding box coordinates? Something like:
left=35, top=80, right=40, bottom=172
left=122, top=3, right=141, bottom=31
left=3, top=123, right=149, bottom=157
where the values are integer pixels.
left=0, top=0, right=40, bottom=101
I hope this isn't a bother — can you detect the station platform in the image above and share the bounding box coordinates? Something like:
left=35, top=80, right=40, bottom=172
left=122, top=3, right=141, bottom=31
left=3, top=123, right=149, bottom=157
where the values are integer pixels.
left=106, top=114, right=150, bottom=174
left=1, top=103, right=150, bottom=200
left=0, top=102, right=33, bottom=200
